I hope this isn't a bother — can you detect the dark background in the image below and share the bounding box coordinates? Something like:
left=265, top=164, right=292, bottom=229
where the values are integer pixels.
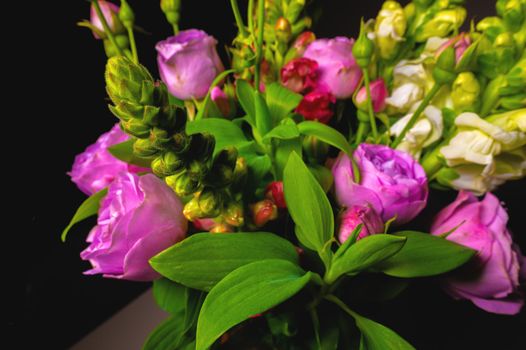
left=16, top=0, right=525, bottom=349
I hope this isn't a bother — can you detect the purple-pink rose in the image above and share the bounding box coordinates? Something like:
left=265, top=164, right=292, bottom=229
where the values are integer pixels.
left=355, top=78, right=389, bottom=113
left=156, top=29, right=224, bottom=100
left=81, top=173, right=187, bottom=281
left=69, top=124, right=148, bottom=195
left=338, top=205, right=384, bottom=243
left=431, top=191, right=525, bottom=315
left=333, top=144, right=428, bottom=224
left=90, top=1, right=122, bottom=39
left=303, top=37, right=362, bottom=99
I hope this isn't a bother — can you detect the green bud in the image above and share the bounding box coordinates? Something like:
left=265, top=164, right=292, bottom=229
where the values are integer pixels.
left=497, top=0, right=525, bottom=31
left=285, top=0, right=306, bottom=24
left=476, top=16, right=506, bottom=41
left=414, top=7, right=466, bottom=42
left=119, top=0, right=135, bottom=27
left=291, top=17, right=312, bottom=37
left=374, top=2, right=407, bottom=60
left=183, top=197, right=203, bottom=222
left=275, top=17, right=292, bottom=43
left=152, top=151, right=184, bottom=177
left=105, top=56, right=154, bottom=105
left=170, top=132, right=191, bottom=154
left=451, top=72, right=481, bottom=112
left=103, top=35, right=130, bottom=58
left=121, top=119, right=150, bottom=139
left=433, top=46, right=457, bottom=85
left=188, top=134, right=215, bottom=162
left=150, top=127, right=170, bottom=149
left=198, top=189, right=223, bottom=218
left=223, top=201, right=245, bottom=227
left=133, top=137, right=159, bottom=157
left=205, top=147, right=238, bottom=188
left=166, top=171, right=200, bottom=197
left=504, top=58, right=526, bottom=92
left=499, top=93, right=526, bottom=109
left=187, top=159, right=209, bottom=181
left=161, top=0, right=181, bottom=25
left=354, top=19, right=375, bottom=67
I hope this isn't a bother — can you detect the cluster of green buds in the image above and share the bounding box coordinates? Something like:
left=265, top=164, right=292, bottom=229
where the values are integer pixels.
left=230, top=0, right=312, bottom=83
left=105, top=56, right=247, bottom=225
left=160, top=0, right=182, bottom=33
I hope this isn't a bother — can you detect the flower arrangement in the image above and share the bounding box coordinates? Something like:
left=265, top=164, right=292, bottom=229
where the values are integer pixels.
left=65, top=0, right=526, bottom=348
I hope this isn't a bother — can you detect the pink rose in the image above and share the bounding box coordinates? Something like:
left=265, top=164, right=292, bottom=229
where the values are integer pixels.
left=355, top=78, right=389, bottom=113
left=431, top=191, right=525, bottom=315
left=332, top=144, right=428, bottom=224
left=69, top=124, right=148, bottom=195
left=81, top=173, right=187, bottom=281
left=90, top=1, right=122, bottom=39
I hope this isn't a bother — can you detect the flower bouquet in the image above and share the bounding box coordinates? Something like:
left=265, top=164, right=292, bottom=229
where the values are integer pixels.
left=65, top=0, right=526, bottom=348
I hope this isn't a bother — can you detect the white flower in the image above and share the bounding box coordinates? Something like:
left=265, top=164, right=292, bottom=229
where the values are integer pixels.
left=390, top=105, right=444, bottom=158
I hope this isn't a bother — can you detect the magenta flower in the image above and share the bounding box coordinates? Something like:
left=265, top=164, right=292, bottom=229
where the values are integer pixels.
left=156, top=29, right=224, bottom=100
left=90, top=1, right=121, bottom=39
left=332, top=144, right=428, bottom=224
left=431, top=191, right=525, bottom=315
left=436, top=32, right=471, bottom=63
left=295, top=89, right=336, bottom=124
left=211, top=86, right=232, bottom=117
left=81, top=173, right=187, bottom=281
left=280, top=58, right=319, bottom=94
left=69, top=124, right=148, bottom=195
left=303, top=37, right=362, bottom=99
left=338, top=205, right=384, bottom=243
left=355, top=78, right=389, bottom=113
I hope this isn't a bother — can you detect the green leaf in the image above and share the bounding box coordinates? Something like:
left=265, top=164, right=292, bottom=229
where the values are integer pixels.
left=186, top=118, right=249, bottom=155
left=196, top=259, right=312, bottom=350
left=236, top=80, right=256, bottom=126
left=61, top=188, right=107, bottom=242
left=108, top=139, right=152, bottom=168
left=262, top=122, right=300, bottom=142
left=182, top=289, right=204, bottom=334
left=297, top=121, right=353, bottom=156
left=283, top=152, right=334, bottom=252
left=265, top=82, right=302, bottom=122
left=308, top=164, right=334, bottom=193
left=376, top=231, right=476, bottom=278
left=142, top=314, right=185, bottom=350
left=274, top=137, right=302, bottom=181
left=150, top=232, right=299, bottom=291
left=352, top=310, right=414, bottom=350
left=153, top=278, right=186, bottom=314
left=326, top=234, right=407, bottom=284
left=195, top=69, right=237, bottom=121
left=255, top=91, right=272, bottom=135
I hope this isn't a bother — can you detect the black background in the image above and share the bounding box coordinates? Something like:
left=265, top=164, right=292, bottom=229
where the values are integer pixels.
left=15, top=0, right=526, bottom=349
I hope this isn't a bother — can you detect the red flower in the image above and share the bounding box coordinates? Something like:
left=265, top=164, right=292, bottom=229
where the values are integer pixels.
left=281, top=57, right=319, bottom=94
left=295, top=90, right=336, bottom=124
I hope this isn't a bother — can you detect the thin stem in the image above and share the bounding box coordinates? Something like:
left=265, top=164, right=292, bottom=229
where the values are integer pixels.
left=172, top=23, right=179, bottom=35
left=230, top=0, right=248, bottom=38
left=363, top=70, right=378, bottom=140
left=355, top=121, right=369, bottom=145
left=92, top=0, right=124, bottom=56
left=126, top=26, right=138, bottom=63
left=324, top=295, right=357, bottom=318
left=254, top=0, right=265, bottom=91
left=248, top=0, right=255, bottom=35
left=391, top=83, right=442, bottom=148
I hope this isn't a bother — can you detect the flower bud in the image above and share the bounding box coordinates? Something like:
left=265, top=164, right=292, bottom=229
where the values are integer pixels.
left=355, top=78, right=389, bottom=113
left=505, top=58, right=526, bottom=93
left=105, top=56, right=154, bottom=107
left=183, top=197, right=204, bottom=222
left=275, top=17, right=292, bottom=43
left=166, top=171, right=201, bottom=197
left=476, top=17, right=506, bottom=40
left=251, top=199, right=278, bottom=228
left=338, top=205, right=385, bottom=243
left=265, top=181, right=286, bottom=209
left=354, top=20, right=375, bottom=66
left=436, top=32, right=471, bottom=64
left=90, top=1, right=124, bottom=39
left=198, top=189, right=223, bottom=217
left=413, top=0, right=433, bottom=8
left=160, top=0, right=181, bottom=26
left=433, top=46, right=457, bottom=85
left=188, top=134, right=215, bottom=162
left=302, top=135, right=329, bottom=162
left=211, top=86, right=234, bottom=118
left=500, top=93, right=526, bottom=109
left=223, top=201, right=245, bottom=227
left=295, top=90, right=336, bottom=124
left=451, top=72, right=481, bottom=113
left=206, top=147, right=238, bottom=188
left=121, top=120, right=150, bottom=139
left=118, top=0, right=135, bottom=27
left=374, top=1, right=407, bottom=60
left=414, top=7, right=467, bottom=42
left=497, top=0, right=525, bottom=31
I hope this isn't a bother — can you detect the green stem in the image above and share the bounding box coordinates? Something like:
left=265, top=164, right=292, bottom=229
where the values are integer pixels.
left=355, top=121, right=369, bottom=145
left=248, top=0, right=255, bottom=35
left=363, top=70, right=378, bottom=140
left=172, top=23, right=179, bottom=35
left=254, top=0, right=265, bottom=91
left=230, top=0, right=248, bottom=38
left=92, top=0, right=123, bottom=56
left=324, top=295, right=357, bottom=318
left=126, top=26, right=138, bottom=63
left=391, top=83, right=442, bottom=148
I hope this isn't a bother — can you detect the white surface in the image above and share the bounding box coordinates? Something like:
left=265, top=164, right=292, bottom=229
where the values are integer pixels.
left=72, top=289, right=168, bottom=350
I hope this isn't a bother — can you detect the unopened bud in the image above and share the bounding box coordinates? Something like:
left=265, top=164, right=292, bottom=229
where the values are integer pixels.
left=121, top=120, right=150, bottom=139
left=414, top=7, right=466, bottom=42
left=374, top=1, right=407, bottom=60
left=338, top=205, right=384, bottom=243
left=183, top=197, right=204, bottom=221
left=251, top=199, right=278, bottom=228
left=451, top=72, right=481, bottom=113
left=354, top=19, right=375, bottom=66
left=118, top=0, right=135, bottom=27
left=265, top=181, right=286, bottom=209
left=198, top=189, right=223, bottom=217
left=497, top=0, right=525, bottom=31
left=433, top=46, right=457, bottom=85
left=275, top=17, right=292, bottom=43
left=166, top=171, right=200, bottom=197
left=188, top=134, right=215, bottom=162
left=223, top=201, right=245, bottom=227
left=160, top=0, right=181, bottom=25
left=206, top=147, right=238, bottom=187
